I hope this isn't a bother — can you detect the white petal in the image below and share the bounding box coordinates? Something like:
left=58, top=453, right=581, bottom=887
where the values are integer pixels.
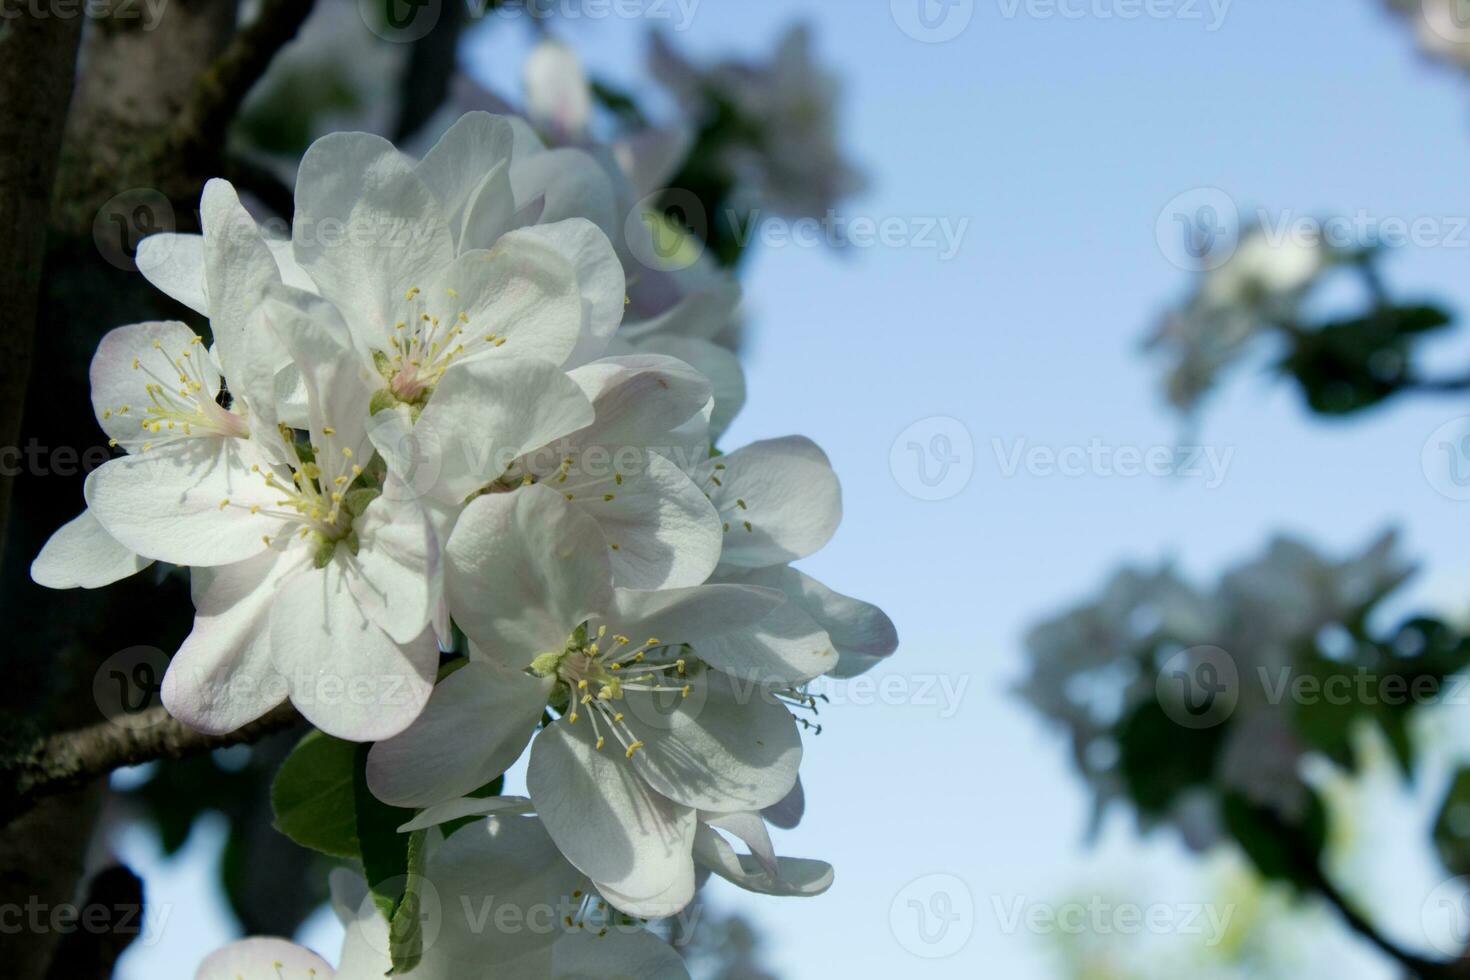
left=701, top=810, right=777, bottom=877
left=413, top=111, right=515, bottom=248
left=89, top=321, right=218, bottom=452
left=396, top=794, right=533, bottom=833
left=426, top=240, right=585, bottom=368
left=31, top=509, right=149, bottom=589
left=612, top=126, right=694, bottom=201
left=605, top=584, right=783, bottom=647
left=269, top=562, right=437, bottom=741
left=459, top=157, right=517, bottom=249
left=762, top=776, right=805, bottom=830
left=384, top=356, right=592, bottom=505
left=525, top=40, right=592, bottom=141
left=264, top=287, right=375, bottom=470
left=699, top=437, right=842, bottom=569
left=511, top=147, right=619, bottom=239
left=562, top=450, right=721, bottom=590
left=501, top=220, right=625, bottom=369
left=367, top=661, right=549, bottom=807
left=631, top=336, right=744, bottom=439
left=528, top=719, right=696, bottom=908
left=565, top=355, right=712, bottom=448
left=346, top=493, right=435, bottom=644
left=418, top=815, right=588, bottom=971
left=693, top=572, right=838, bottom=685
left=692, top=824, right=833, bottom=898
left=86, top=438, right=279, bottom=567
left=136, top=233, right=208, bottom=316
left=760, top=566, right=898, bottom=679
left=291, top=132, right=454, bottom=353
left=620, top=279, right=741, bottom=344
left=625, top=675, right=801, bottom=813
left=164, top=550, right=292, bottom=734
left=445, top=486, right=613, bottom=667
left=194, top=937, right=333, bottom=980
left=200, top=179, right=284, bottom=393
left=553, top=928, right=691, bottom=980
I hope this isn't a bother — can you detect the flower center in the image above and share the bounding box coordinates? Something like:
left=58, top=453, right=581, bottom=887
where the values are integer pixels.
left=107, top=335, right=249, bottom=449
left=372, top=285, right=508, bottom=410
left=219, top=424, right=374, bottom=565
left=531, top=625, right=692, bottom=759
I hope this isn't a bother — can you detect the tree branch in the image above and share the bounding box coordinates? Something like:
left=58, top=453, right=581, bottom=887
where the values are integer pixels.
left=1297, top=842, right=1470, bottom=979
left=3, top=703, right=303, bottom=824
left=168, top=0, right=318, bottom=160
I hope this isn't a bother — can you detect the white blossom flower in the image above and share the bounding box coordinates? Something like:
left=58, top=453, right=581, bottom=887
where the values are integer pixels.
left=31, top=178, right=296, bottom=589
left=649, top=25, right=865, bottom=220
left=199, top=816, right=690, bottom=979
left=672, top=434, right=898, bottom=683
left=1147, top=224, right=1339, bottom=411
left=367, top=485, right=804, bottom=915
left=85, top=293, right=441, bottom=740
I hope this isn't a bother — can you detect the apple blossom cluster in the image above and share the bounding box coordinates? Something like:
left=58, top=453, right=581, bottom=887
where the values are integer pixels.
left=32, top=108, right=894, bottom=978
left=1018, top=532, right=1409, bottom=850
left=1146, top=224, right=1340, bottom=412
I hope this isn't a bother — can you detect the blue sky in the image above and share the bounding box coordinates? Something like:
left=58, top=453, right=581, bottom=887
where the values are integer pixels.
left=118, top=1, right=1470, bottom=976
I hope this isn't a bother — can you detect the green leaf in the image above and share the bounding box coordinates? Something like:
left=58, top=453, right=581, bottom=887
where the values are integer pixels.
left=1434, top=769, right=1470, bottom=878
left=388, top=829, right=429, bottom=975
left=1113, top=700, right=1225, bottom=817
left=353, top=743, right=418, bottom=917
left=1222, top=790, right=1327, bottom=890
left=1281, top=304, right=1452, bottom=414
left=270, top=731, right=418, bottom=921
left=270, top=731, right=360, bottom=859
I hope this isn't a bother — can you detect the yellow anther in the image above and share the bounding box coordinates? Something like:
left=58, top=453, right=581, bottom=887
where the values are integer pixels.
left=625, top=741, right=644, bottom=759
